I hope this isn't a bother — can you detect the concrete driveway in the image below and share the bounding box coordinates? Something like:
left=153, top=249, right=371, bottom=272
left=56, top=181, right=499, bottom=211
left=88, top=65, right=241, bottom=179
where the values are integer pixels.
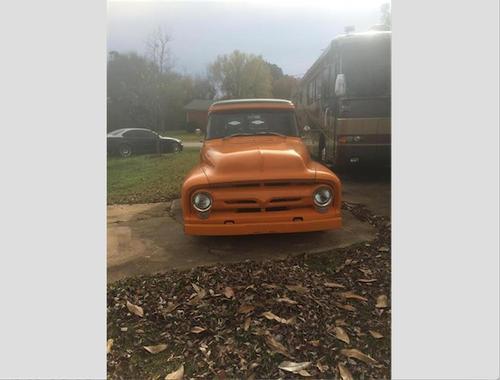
left=107, top=173, right=390, bottom=282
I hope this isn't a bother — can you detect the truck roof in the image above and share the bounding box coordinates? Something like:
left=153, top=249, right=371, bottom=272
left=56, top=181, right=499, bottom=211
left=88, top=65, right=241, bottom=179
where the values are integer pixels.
left=209, top=98, right=295, bottom=113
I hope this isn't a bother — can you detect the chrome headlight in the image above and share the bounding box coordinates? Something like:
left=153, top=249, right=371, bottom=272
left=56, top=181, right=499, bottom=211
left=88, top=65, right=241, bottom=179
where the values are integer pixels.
left=192, top=192, right=212, bottom=212
left=313, top=186, right=333, bottom=207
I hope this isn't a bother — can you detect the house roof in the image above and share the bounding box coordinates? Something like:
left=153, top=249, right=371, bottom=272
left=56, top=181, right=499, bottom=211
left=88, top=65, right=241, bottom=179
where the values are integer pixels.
left=184, top=99, right=214, bottom=111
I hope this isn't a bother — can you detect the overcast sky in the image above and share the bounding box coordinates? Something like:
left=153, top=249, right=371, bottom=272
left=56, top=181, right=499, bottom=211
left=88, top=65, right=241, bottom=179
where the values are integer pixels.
left=107, top=0, right=387, bottom=76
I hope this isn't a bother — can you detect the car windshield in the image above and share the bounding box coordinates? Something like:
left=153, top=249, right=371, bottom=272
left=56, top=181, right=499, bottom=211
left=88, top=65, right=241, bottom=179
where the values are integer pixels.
left=206, top=110, right=299, bottom=140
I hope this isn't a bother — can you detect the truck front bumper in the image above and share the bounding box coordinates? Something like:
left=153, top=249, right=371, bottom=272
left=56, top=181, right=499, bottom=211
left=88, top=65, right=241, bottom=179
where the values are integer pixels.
left=184, top=210, right=342, bottom=236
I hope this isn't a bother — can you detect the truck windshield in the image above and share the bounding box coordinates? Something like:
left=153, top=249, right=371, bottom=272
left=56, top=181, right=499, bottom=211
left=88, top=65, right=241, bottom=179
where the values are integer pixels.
left=341, top=37, right=391, bottom=97
left=206, top=110, right=299, bottom=140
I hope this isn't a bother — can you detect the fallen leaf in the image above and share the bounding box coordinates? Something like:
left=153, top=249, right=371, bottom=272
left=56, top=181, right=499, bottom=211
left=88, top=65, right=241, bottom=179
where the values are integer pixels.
left=335, top=302, right=356, bottom=312
left=199, top=343, right=210, bottom=357
left=357, top=278, right=377, bottom=283
left=126, top=301, right=144, bottom=317
left=224, top=287, right=235, bottom=299
left=191, top=326, right=206, bottom=334
left=278, top=361, right=311, bottom=374
left=286, top=284, right=308, bottom=294
left=277, top=297, right=298, bottom=305
left=324, top=282, right=345, bottom=289
left=359, top=268, right=373, bottom=277
left=353, top=326, right=365, bottom=337
left=376, top=295, right=389, bottom=308
left=165, top=364, right=184, bottom=380
left=335, top=319, right=347, bottom=326
left=378, top=246, right=390, bottom=252
left=120, top=327, right=128, bottom=332
left=191, top=283, right=203, bottom=294
left=107, top=339, right=113, bottom=354
left=338, top=363, right=354, bottom=380
left=188, top=288, right=207, bottom=305
left=286, top=316, right=297, bottom=325
left=261, top=311, right=291, bottom=324
left=262, top=283, right=279, bottom=289
left=333, top=327, right=350, bottom=344
left=265, top=334, right=293, bottom=358
left=309, top=340, right=320, bottom=347
left=144, top=344, right=168, bottom=354
left=165, top=302, right=179, bottom=313
left=316, top=362, right=329, bottom=373
left=340, top=348, right=378, bottom=365
left=298, top=369, right=312, bottom=377
left=238, top=304, right=255, bottom=314
left=340, top=291, right=368, bottom=302
left=369, top=330, right=384, bottom=339
left=243, top=317, right=251, bottom=331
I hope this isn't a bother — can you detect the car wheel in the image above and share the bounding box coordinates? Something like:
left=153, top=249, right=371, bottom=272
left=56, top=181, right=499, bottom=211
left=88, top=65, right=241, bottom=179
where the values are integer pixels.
left=119, top=144, right=132, bottom=158
left=171, top=142, right=181, bottom=153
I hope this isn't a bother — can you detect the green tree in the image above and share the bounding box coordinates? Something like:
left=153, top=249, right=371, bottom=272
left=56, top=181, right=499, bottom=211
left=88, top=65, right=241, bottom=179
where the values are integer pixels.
left=272, top=75, right=299, bottom=100
left=264, top=61, right=284, bottom=82
left=191, top=75, right=216, bottom=100
left=208, top=50, right=272, bottom=99
left=108, top=26, right=211, bottom=134
left=107, top=51, right=157, bottom=132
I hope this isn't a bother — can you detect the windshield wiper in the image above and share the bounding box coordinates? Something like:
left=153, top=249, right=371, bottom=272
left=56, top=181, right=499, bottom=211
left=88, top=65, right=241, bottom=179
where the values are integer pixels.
left=223, top=132, right=287, bottom=139
left=223, top=133, right=253, bottom=139
left=255, top=132, right=286, bottom=137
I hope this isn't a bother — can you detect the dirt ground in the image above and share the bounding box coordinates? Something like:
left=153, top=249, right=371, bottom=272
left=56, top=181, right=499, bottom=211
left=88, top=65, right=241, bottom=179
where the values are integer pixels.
left=107, top=170, right=390, bottom=282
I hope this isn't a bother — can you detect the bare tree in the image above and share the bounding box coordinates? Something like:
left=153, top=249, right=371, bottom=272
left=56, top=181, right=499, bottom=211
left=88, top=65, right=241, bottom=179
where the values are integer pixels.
left=143, top=27, right=175, bottom=151
left=145, top=27, right=173, bottom=74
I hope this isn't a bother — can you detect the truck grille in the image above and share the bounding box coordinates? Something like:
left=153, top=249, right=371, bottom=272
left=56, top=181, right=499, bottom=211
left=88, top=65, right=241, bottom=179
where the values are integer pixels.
left=204, top=181, right=318, bottom=214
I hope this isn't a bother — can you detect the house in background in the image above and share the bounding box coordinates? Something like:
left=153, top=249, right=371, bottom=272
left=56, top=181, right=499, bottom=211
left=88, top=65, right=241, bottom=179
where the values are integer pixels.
left=183, top=99, right=213, bottom=131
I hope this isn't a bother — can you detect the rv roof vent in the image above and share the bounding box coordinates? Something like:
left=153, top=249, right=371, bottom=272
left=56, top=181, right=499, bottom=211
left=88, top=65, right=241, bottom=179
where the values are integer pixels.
left=344, top=25, right=355, bottom=34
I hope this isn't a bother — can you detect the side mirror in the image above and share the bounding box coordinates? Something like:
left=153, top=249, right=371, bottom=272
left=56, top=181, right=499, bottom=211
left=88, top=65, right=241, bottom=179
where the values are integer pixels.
left=334, top=73, right=346, bottom=96
left=303, top=125, right=311, bottom=133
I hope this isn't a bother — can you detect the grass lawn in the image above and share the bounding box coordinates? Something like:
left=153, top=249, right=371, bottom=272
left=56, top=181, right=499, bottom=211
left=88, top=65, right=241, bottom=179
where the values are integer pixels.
left=107, top=148, right=200, bottom=204
left=165, top=130, right=202, bottom=142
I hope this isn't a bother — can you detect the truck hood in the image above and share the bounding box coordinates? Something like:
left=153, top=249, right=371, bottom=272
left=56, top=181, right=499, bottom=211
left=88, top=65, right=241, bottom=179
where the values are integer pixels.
left=200, top=136, right=315, bottom=184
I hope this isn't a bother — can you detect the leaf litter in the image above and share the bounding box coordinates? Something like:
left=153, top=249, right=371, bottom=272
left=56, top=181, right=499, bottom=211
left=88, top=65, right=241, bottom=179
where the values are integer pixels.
left=107, top=202, right=390, bottom=379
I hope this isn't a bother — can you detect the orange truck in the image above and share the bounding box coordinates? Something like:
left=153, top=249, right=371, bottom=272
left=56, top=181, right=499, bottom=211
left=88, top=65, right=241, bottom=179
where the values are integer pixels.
left=181, top=99, right=342, bottom=236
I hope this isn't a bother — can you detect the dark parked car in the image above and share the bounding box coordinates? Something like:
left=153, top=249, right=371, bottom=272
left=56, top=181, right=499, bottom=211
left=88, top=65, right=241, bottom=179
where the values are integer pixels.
left=107, top=128, right=183, bottom=157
